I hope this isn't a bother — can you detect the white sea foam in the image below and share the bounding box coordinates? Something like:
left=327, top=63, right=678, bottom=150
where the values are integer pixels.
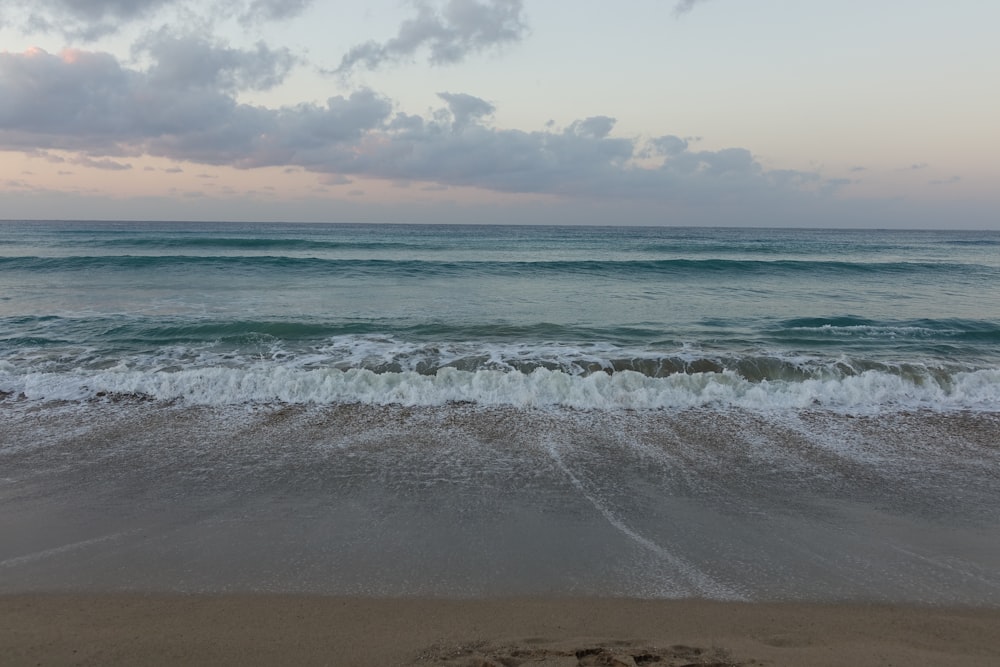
left=4, top=365, right=999, bottom=413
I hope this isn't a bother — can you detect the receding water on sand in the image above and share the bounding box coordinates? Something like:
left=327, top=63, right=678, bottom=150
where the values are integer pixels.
left=3, top=400, right=998, bottom=604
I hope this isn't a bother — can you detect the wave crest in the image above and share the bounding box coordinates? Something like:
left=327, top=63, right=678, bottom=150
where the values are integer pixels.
left=4, top=365, right=999, bottom=413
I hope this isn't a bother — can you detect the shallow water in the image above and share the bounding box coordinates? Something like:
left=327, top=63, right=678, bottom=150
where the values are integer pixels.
left=2, top=401, right=998, bottom=603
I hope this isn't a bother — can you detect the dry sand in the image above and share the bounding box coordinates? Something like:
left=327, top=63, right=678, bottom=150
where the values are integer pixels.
left=3, top=594, right=999, bottom=666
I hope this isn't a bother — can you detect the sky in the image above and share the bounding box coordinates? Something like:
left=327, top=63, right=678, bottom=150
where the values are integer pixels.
left=1, top=0, right=998, bottom=227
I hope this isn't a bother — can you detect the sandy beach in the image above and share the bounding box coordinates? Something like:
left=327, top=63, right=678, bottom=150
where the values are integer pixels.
left=3, top=594, right=1000, bottom=666
left=4, top=402, right=999, bottom=665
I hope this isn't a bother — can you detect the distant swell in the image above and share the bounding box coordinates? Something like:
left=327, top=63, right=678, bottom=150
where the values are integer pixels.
left=91, top=237, right=424, bottom=251
left=1, top=255, right=990, bottom=279
left=771, top=317, right=1000, bottom=344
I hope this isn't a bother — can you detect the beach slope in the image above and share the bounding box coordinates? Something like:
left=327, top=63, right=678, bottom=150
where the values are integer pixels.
left=3, top=595, right=1000, bottom=666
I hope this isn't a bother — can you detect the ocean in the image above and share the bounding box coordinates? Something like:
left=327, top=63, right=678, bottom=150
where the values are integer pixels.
left=3, top=221, right=1000, bottom=410
left=2, top=221, right=999, bottom=602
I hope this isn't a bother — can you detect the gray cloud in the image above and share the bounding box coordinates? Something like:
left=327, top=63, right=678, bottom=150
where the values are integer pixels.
left=673, top=0, right=710, bottom=17
left=43, top=0, right=170, bottom=21
left=648, top=135, right=689, bottom=156
left=0, top=0, right=312, bottom=40
left=820, top=177, right=853, bottom=195
left=319, top=174, right=352, bottom=186
left=72, top=156, right=133, bottom=170
left=332, top=105, right=806, bottom=204
left=0, top=0, right=158, bottom=40
left=0, top=49, right=137, bottom=152
left=570, top=116, right=616, bottom=140
left=929, top=175, right=961, bottom=186
left=0, top=47, right=390, bottom=161
left=436, top=92, right=495, bottom=129
left=137, top=31, right=297, bottom=92
left=334, top=0, right=526, bottom=74
left=238, top=0, right=313, bottom=24
left=24, top=149, right=67, bottom=163
left=0, top=46, right=827, bottom=208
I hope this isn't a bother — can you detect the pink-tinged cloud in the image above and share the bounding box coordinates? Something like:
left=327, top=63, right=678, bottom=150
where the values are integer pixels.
left=0, top=46, right=835, bottom=207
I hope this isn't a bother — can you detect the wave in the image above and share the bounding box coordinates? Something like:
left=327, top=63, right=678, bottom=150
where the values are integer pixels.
left=6, top=314, right=1000, bottom=382
left=8, top=313, right=999, bottom=348
left=89, top=237, right=425, bottom=251
left=635, top=241, right=902, bottom=255
left=0, top=316, right=656, bottom=348
left=3, top=329, right=998, bottom=412
left=1, top=255, right=990, bottom=280
left=772, top=317, right=1000, bottom=343
left=3, top=364, right=998, bottom=412
left=940, top=239, right=1000, bottom=247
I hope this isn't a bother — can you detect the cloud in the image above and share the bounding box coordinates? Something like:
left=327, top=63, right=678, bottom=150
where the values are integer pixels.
left=928, top=175, right=960, bottom=186
left=238, top=0, right=313, bottom=24
left=41, top=0, right=169, bottom=20
left=0, top=1, right=148, bottom=40
left=0, top=46, right=828, bottom=208
left=0, top=48, right=140, bottom=153
left=0, top=46, right=386, bottom=160
left=319, top=174, right=352, bottom=186
left=24, top=149, right=66, bottom=163
left=333, top=105, right=815, bottom=205
left=570, top=116, right=616, bottom=140
left=136, top=31, right=297, bottom=92
left=636, top=134, right=701, bottom=160
left=334, top=0, right=527, bottom=74
left=673, top=0, right=710, bottom=17
left=436, top=92, right=495, bottom=129
left=0, top=0, right=312, bottom=40
left=72, top=156, right=133, bottom=170
left=820, top=177, right=853, bottom=195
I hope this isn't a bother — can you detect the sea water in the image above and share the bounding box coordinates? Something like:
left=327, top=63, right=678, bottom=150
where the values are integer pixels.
left=2, top=221, right=999, bottom=602
left=2, top=221, right=1000, bottom=410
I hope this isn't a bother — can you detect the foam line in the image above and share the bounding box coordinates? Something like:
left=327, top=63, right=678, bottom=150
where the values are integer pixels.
left=0, top=531, right=136, bottom=569
left=4, top=366, right=1000, bottom=412
left=543, top=439, right=745, bottom=600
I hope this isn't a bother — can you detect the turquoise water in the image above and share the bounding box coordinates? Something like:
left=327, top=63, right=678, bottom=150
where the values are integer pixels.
left=2, top=221, right=999, bottom=410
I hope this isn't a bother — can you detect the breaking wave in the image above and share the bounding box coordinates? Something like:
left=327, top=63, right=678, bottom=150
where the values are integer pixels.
left=3, top=362, right=998, bottom=413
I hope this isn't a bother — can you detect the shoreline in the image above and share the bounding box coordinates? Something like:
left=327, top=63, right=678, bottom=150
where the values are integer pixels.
left=4, top=403, right=1000, bottom=604
left=3, top=594, right=1000, bottom=666
left=5, top=402, right=999, bottom=664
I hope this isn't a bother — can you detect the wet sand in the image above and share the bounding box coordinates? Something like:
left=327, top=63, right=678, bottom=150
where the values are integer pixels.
left=3, top=594, right=1000, bottom=666
left=2, top=402, right=999, bottom=664
left=4, top=402, right=999, bottom=602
